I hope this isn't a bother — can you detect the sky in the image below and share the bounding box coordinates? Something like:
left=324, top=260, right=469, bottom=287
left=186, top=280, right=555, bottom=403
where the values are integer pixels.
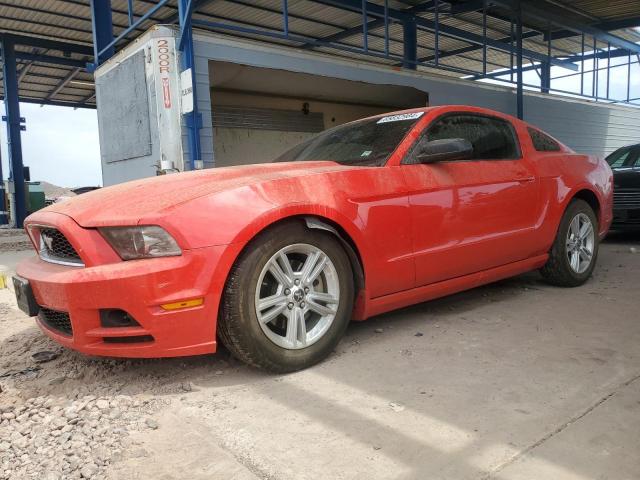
left=1, top=41, right=638, bottom=188
left=0, top=103, right=102, bottom=188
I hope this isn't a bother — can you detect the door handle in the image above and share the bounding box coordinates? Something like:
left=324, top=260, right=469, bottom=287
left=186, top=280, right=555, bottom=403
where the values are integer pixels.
left=517, top=177, right=536, bottom=183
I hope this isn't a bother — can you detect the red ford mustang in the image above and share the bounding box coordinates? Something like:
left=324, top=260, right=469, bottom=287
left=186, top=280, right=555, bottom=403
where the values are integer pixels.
left=14, top=106, right=613, bottom=372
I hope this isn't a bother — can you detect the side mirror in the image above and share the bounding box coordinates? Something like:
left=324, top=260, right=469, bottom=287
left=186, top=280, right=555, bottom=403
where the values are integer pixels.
left=413, top=138, right=473, bottom=164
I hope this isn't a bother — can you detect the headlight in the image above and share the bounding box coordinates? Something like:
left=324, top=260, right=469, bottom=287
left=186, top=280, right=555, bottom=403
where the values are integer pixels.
left=99, top=226, right=181, bottom=260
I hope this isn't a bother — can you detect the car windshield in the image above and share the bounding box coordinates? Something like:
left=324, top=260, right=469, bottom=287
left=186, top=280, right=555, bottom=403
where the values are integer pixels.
left=276, top=113, right=423, bottom=166
left=606, top=146, right=638, bottom=168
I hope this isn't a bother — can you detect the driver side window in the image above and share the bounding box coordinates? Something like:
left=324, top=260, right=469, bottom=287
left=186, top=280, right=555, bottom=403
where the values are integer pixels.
left=424, top=114, right=521, bottom=161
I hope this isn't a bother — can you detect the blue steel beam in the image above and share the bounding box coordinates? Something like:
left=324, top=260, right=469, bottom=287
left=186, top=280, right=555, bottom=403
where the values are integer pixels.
left=0, top=1, right=139, bottom=35
left=0, top=96, right=96, bottom=110
left=540, top=60, right=550, bottom=93
left=191, top=17, right=480, bottom=77
left=1, top=39, right=26, bottom=227
left=450, top=0, right=487, bottom=14
left=403, top=17, right=418, bottom=70
left=0, top=34, right=94, bottom=56
left=90, top=0, right=115, bottom=63
left=45, top=67, right=83, bottom=101
left=547, top=19, right=640, bottom=42
left=178, top=0, right=197, bottom=51
left=471, top=46, right=633, bottom=80
left=418, top=31, right=539, bottom=62
left=301, top=1, right=436, bottom=49
left=311, top=0, right=578, bottom=70
left=0, top=12, right=94, bottom=37
left=490, top=0, right=640, bottom=54
left=449, top=1, right=640, bottom=47
left=515, top=6, right=523, bottom=119
left=127, top=0, right=135, bottom=25
left=178, top=0, right=201, bottom=171
left=17, top=49, right=43, bottom=85
left=0, top=27, right=88, bottom=48
left=15, top=52, right=86, bottom=68
left=95, top=0, right=169, bottom=62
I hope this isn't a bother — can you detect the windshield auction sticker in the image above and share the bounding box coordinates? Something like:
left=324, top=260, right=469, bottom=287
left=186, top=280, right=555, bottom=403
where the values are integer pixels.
left=377, top=112, right=424, bottom=124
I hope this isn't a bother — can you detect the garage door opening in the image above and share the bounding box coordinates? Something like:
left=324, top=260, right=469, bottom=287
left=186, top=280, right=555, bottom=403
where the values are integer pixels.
left=209, top=62, right=429, bottom=167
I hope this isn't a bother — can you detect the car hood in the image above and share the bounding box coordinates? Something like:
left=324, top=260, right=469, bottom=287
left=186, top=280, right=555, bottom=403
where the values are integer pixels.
left=42, top=161, right=346, bottom=227
left=612, top=168, right=640, bottom=189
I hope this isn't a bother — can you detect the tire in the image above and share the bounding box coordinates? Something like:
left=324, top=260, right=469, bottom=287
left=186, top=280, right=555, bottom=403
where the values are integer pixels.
left=218, top=221, right=354, bottom=373
left=540, top=199, right=599, bottom=287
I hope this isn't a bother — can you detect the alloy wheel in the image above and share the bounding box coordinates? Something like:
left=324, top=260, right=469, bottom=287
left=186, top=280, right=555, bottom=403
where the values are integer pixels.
left=565, top=212, right=595, bottom=274
left=255, top=243, right=340, bottom=350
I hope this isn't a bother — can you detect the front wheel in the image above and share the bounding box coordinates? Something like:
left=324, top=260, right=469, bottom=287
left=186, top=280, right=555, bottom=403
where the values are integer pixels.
left=540, top=199, right=599, bottom=287
left=218, top=222, right=354, bottom=373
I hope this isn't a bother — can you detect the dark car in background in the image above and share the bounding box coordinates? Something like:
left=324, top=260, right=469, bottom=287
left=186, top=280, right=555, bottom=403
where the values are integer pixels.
left=607, top=144, right=640, bottom=230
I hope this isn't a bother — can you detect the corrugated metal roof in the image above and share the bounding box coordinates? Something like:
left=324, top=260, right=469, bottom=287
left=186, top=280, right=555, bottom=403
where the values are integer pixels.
left=1, top=0, right=639, bottom=108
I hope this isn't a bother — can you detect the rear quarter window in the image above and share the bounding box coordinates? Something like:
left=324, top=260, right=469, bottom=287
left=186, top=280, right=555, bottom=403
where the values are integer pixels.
left=528, top=127, right=561, bottom=152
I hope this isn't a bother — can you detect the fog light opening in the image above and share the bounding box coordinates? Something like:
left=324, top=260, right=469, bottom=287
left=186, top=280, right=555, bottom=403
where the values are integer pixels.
left=100, top=309, right=141, bottom=328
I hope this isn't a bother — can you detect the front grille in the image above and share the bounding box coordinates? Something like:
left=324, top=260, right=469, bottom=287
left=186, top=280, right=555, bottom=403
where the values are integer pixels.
left=613, top=189, right=640, bottom=209
left=39, top=228, right=83, bottom=266
left=39, top=308, right=73, bottom=337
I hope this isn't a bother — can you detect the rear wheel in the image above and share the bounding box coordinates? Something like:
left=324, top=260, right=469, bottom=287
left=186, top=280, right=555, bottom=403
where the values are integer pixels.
left=218, top=222, right=354, bottom=373
left=540, top=199, right=599, bottom=287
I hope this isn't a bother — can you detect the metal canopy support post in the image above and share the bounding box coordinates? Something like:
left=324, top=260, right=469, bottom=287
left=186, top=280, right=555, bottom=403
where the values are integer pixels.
left=606, top=43, right=611, bottom=100
left=282, top=0, right=289, bottom=36
left=482, top=0, right=487, bottom=76
left=361, top=0, right=368, bottom=52
left=593, top=38, right=597, bottom=98
left=541, top=61, right=551, bottom=93
left=628, top=51, right=632, bottom=103
left=580, top=33, right=585, bottom=96
left=515, top=4, right=523, bottom=119
left=383, top=0, right=389, bottom=56
left=510, top=18, right=514, bottom=83
left=433, top=0, right=439, bottom=66
left=90, top=0, right=115, bottom=64
left=403, top=17, right=417, bottom=70
left=126, top=0, right=135, bottom=26
left=1, top=39, right=26, bottom=227
left=178, top=0, right=202, bottom=171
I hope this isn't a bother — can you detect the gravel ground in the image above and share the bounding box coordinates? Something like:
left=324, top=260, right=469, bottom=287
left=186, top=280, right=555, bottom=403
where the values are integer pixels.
left=0, top=313, right=176, bottom=480
left=1, top=234, right=639, bottom=480
left=0, top=285, right=231, bottom=480
left=0, top=229, right=31, bottom=254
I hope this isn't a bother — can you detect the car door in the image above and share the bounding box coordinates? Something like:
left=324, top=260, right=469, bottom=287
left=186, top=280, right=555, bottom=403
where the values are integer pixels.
left=401, top=112, right=541, bottom=287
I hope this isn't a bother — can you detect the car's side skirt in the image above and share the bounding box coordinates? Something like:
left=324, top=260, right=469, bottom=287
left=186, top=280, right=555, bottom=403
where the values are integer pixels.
left=358, top=254, right=549, bottom=320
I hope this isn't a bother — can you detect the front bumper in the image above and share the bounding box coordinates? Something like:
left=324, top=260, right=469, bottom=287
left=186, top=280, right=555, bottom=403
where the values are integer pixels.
left=17, top=248, right=227, bottom=357
left=16, top=211, right=239, bottom=358
left=611, top=208, right=640, bottom=230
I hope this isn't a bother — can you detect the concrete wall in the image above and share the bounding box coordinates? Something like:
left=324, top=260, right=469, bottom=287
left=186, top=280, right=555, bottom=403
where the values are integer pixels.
left=192, top=33, right=640, bottom=165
